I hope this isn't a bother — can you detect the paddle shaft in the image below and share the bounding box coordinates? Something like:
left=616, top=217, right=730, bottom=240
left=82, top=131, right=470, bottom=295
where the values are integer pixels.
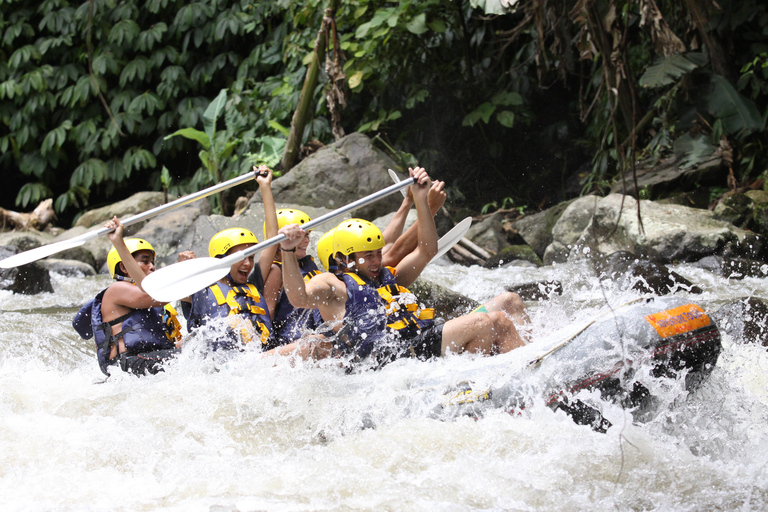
left=219, top=177, right=417, bottom=267
left=92, top=169, right=264, bottom=237
left=0, top=169, right=263, bottom=269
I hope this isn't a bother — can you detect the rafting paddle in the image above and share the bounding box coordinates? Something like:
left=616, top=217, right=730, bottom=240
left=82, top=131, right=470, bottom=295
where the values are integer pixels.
left=0, top=169, right=268, bottom=269
left=141, top=177, right=417, bottom=302
left=429, top=217, right=472, bottom=264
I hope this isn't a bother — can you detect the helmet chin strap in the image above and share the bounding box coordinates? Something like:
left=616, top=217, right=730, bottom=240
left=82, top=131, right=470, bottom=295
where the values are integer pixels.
left=115, top=275, right=135, bottom=283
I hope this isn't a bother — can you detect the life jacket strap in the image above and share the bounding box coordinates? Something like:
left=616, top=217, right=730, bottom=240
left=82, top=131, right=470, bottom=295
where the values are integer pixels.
left=95, top=311, right=135, bottom=361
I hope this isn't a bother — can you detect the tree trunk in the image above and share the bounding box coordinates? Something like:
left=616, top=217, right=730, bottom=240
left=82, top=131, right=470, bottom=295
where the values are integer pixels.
left=281, top=1, right=340, bottom=172
left=0, top=199, right=56, bottom=231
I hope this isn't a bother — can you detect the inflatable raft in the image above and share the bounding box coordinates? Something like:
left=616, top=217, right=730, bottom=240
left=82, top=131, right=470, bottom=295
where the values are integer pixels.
left=404, top=296, right=722, bottom=431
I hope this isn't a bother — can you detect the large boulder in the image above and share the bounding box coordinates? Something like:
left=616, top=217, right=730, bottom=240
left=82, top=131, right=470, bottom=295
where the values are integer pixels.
left=509, top=201, right=572, bottom=258
left=245, top=133, right=401, bottom=221
left=593, top=251, right=702, bottom=295
left=409, top=277, right=479, bottom=321
left=545, top=194, right=765, bottom=264
left=0, top=246, right=54, bottom=294
left=691, top=255, right=768, bottom=279
left=0, top=231, right=52, bottom=253
left=711, top=297, right=768, bottom=348
left=543, top=196, right=603, bottom=264
left=466, top=212, right=510, bottom=254
left=74, top=191, right=167, bottom=234
left=38, top=258, right=97, bottom=277
left=133, top=201, right=212, bottom=268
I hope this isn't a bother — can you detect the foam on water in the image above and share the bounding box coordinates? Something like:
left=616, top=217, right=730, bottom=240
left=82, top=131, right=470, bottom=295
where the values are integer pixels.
left=1, top=264, right=767, bottom=511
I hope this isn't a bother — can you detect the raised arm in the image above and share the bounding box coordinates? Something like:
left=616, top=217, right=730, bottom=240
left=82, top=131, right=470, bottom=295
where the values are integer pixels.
left=256, top=165, right=279, bottom=282
left=263, top=262, right=283, bottom=318
left=394, top=168, right=439, bottom=287
left=279, top=224, right=346, bottom=312
left=104, top=217, right=166, bottom=309
left=382, top=188, right=414, bottom=252
left=382, top=180, right=446, bottom=267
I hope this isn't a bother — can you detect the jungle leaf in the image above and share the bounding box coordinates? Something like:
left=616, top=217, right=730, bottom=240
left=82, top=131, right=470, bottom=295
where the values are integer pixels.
left=707, top=74, right=764, bottom=137
left=639, top=53, right=705, bottom=88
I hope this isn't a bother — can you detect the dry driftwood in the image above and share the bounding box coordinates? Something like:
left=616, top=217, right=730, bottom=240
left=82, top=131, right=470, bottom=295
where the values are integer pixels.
left=0, top=199, right=56, bottom=231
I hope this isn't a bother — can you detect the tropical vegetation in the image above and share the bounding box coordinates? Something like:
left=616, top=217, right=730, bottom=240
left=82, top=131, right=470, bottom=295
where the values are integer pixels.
left=1, top=0, right=766, bottom=225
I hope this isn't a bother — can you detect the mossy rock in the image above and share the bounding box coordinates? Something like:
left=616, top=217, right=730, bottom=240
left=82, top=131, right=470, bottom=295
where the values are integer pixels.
left=485, top=244, right=543, bottom=268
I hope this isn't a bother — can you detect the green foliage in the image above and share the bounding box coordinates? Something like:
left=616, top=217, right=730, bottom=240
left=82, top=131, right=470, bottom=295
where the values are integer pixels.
left=3, top=0, right=768, bottom=223
left=639, top=53, right=707, bottom=88
left=165, top=89, right=241, bottom=213
left=480, top=197, right=522, bottom=215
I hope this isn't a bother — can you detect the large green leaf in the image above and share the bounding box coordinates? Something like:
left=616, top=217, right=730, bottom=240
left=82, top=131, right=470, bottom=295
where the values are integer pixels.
left=673, top=133, right=716, bottom=169
left=164, top=127, right=210, bottom=150
left=203, top=89, right=227, bottom=147
left=639, top=53, right=706, bottom=88
left=707, top=74, right=764, bottom=137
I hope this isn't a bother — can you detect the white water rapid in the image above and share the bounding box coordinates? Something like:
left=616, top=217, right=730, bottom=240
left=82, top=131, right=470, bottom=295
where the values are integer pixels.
left=1, top=260, right=767, bottom=511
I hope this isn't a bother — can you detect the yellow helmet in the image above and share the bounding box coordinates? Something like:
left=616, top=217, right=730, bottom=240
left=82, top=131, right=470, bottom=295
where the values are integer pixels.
left=107, top=238, right=155, bottom=279
left=332, top=218, right=384, bottom=258
left=264, top=208, right=312, bottom=239
left=208, top=228, right=258, bottom=258
left=316, top=228, right=336, bottom=271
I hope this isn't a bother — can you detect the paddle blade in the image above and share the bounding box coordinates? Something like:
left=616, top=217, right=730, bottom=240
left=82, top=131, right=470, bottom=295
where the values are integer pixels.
left=430, top=217, right=472, bottom=264
left=141, top=257, right=230, bottom=302
left=0, top=237, right=88, bottom=269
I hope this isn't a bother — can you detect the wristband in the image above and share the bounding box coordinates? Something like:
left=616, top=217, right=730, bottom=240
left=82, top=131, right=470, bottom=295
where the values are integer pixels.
left=282, top=247, right=296, bottom=253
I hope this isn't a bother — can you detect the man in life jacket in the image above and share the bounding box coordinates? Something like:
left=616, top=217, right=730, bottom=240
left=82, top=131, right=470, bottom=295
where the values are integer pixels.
left=271, top=167, right=528, bottom=367
left=183, top=165, right=279, bottom=350
left=262, top=209, right=322, bottom=347
left=72, top=217, right=182, bottom=377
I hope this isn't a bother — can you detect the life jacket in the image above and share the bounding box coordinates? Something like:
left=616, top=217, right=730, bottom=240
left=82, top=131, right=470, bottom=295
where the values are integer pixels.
left=187, top=280, right=273, bottom=348
left=272, top=255, right=322, bottom=346
left=72, top=288, right=180, bottom=375
left=345, top=267, right=435, bottom=338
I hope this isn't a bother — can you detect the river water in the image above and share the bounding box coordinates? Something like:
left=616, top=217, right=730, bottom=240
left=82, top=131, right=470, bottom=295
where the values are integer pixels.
left=1, top=260, right=767, bottom=511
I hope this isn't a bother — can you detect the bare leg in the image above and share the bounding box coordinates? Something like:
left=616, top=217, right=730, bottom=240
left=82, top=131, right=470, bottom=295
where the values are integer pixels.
left=440, top=311, right=526, bottom=356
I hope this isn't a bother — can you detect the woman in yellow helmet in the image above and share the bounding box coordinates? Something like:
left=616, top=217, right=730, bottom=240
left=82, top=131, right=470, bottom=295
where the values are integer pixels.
left=183, top=166, right=279, bottom=350
left=262, top=209, right=322, bottom=347
left=72, top=216, right=183, bottom=377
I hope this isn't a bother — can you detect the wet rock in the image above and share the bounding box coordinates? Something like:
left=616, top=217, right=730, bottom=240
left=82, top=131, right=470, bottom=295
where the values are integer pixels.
left=0, top=246, right=54, bottom=294
left=711, top=297, right=768, bottom=347
left=246, top=132, right=401, bottom=221
left=56, top=245, right=98, bottom=270
left=509, top=201, right=572, bottom=258
left=549, top=194, right=765, bottom=263
left=691, top=255, right=768, bottom=279
left=75, top=191, right=167, bottom=233
left=0, top=231, right=52, bottom=252
left=595, top=251, right=702, bottom=295
left=409, top=278, right=479, bottom=321
left=543, top=196, right=601, bottom=264
left=37, top=258, right=96, bottom=277
left=466, top=211, right=510, bottom=254
left=506, top=280, right=563, bottom=301
left=134, top=201, right=212, bottom=267
left=486, top=244, right=542, bottom=268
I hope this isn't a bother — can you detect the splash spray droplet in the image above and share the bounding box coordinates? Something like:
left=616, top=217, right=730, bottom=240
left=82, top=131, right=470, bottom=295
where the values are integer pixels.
left=358, top=258, right=365, bottom=265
